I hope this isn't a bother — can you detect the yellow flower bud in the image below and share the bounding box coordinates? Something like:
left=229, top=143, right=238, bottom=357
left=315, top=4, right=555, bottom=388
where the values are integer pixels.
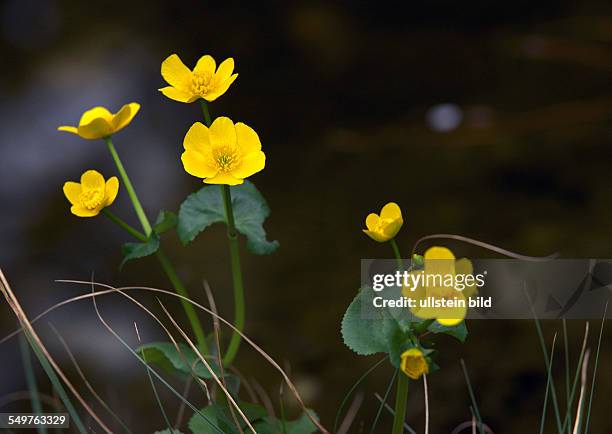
left=181, top=117, right=266, bottom=185
left=362, top=202, right=403, bottom=242
left=58, top=103, right=140, bottom=140
left=400, top=348, right=429, bottom=380
left=159, top=54, right=238, bottom=103
left=63, top=170, right=119, bottom=217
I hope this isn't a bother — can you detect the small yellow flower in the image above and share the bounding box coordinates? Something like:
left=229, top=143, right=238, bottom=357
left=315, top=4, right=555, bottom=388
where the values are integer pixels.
left=181, top=117, right=265, bottom=185
left=58, top=103, right=140, bottom=140
left=363, top=202, right=403, bottom=242
left=403, top=246, right=476, bottom=326
left=159, top=53, right=238, bottom=103
left=400, top=348, right=429, bottom=380
left=63, top=170, right=119, bottom=217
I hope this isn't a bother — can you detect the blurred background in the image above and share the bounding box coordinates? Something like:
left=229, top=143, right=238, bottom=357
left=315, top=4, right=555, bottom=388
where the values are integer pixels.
left=1, top=0, right=611, bottom=432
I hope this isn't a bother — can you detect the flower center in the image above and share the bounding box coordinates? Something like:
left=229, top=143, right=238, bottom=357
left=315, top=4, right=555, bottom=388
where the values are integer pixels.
left=192, top=71, right=213, bottom=96
left=213, top=146, right=240, bottom=172
left=79, top=189, right=104, bottom=210
left=374, top=217, right=393, bottom=232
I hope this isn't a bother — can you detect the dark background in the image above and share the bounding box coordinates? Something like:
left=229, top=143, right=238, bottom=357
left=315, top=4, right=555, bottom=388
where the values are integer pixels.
left=1, top=0, right=611, bottom=432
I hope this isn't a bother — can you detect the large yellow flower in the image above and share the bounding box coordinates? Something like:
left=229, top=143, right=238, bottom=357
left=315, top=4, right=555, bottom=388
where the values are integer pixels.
left=400, top=348, right=429, bottom=380
left=159, top=54, right=238, bottom=103
left=363, top=202, right=403, bottom=242
left=63, top=170, right=119, bottom=217
left=58, top=103, right=140, bottom=140
left=181, top=117, right=265, bottom=185
left=403, top=246, right=476, bottom=326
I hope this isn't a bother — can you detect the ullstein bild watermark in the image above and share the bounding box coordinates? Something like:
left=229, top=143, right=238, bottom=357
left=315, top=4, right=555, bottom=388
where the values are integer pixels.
left=361, top=259, right=612, bottom=319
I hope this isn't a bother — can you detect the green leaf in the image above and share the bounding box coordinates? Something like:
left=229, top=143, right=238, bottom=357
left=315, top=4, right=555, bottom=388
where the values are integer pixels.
left=137, top=342, right=226, bottom=380
left=188, top=402, right=267, bottom=434
left=427, top=321, right=468, bottom=342
left=154, top=210, right=178, bottom=234
left=120, top=233, right=160, bottom=268
left=341, top=289, right=388, bottom=356
left=154, top=430, right=184, bottom=434
left=253, top=410, right=319, bottom=434
left=177, top=180, right=279, bottom=255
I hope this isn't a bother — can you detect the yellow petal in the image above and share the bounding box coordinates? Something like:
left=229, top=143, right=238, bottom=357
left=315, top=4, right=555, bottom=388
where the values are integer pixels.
left=365, top=213, right=379, bottom=231
left=209, top=117, right=236, bottom=148
left=63, top=182, right=82, bottom=205
left=193, top=54, right=216, bottom=75
left=181, top=150, right=218, bottom=179
left=79, top=107, right=113, bottom=126
left=111, top=103, right=140, bottom=133
left=204, top=73, right=238, bottom=102
left=80, top=170, right=105, bottom=190
left=204, top=172, right=243, bottom=185
left=215, top=58, right=235, bottom=81
left=71, top=205, right=100, bottom=218
left=235, top=122, right=261, bottom=154
left=382, top=219, right=402, bottom=240
left=57, top=126, right=79, bottom=135
left=232, top=151, right=265, bottom=179
left=183, top=122, right=211, bottom=154
left=161, top=54, right=192, bottom=90
left=380, top=202, right=402, bottom=221
left=362, top=229, right=389, bottom=243
left=424, top=246, right=455, bottom=260
left=159, top=86, right=198, bottom=103
left=437, top=318, right=464, bottom=327
left=77, top=118, right=113, bottom=139
left=104, top=177, right=119, bottom=206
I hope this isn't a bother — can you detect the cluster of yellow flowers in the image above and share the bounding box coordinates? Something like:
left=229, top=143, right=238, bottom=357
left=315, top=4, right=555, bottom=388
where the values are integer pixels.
left=59, top=53, right=265, bottom=216
left=361, top=202, right=473, bottom=380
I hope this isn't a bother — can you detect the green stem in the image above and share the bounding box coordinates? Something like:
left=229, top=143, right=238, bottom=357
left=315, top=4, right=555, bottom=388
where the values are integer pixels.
left=102, top=209, right=147, bottom=242
left=98, top=150, right=209, bottom=353
left=198, top=99, right=245, bottom=367
left=221, top=185, right=246, bottom=367
left=389, top=237, right=410, bottom=433
left=156, top=250, right=208, bottom=353
left=200, top=99, right=212, bottom=126
left=104, top=137, right=152, bottom=236
left=390, top=239, right=403, bottom=270
left=391, top=373, right=409, bottom=434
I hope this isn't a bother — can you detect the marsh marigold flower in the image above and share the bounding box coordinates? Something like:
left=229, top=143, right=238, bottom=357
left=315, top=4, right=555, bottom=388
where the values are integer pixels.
left=403, top=246, right=476, bottom=326
left=58, top=103, right=140, bottom=140
left=400, top=348, right=429, bottom=380
left=181, top=117, right=265, bottom=185
left=363, top=202, right=403, bottom=242
left=159, top=54, right=238, bottom=103
left=63, top=170, right=119, bottom=217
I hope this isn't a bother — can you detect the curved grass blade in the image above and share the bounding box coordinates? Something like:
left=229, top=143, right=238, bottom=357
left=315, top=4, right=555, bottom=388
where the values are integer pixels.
left=333, top=357, right=387, bottom=433
left=539, top=334, right=558, bottom=434
left=369, top=369, right=397, bottom=434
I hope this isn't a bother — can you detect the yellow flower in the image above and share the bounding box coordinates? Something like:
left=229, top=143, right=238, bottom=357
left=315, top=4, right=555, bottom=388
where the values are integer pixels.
left=159, top=54, right=238, bottom=103
left=63, top=170, right=119, bottom=217
left=58, top=103, right=140, bottom=140
left=181, top=117, right=265, bottom=185
left=400, top=348, right=429, bottom=380
left=363, top=202, right=403, bottom=242
left=403, top=246, right=476, bottom=326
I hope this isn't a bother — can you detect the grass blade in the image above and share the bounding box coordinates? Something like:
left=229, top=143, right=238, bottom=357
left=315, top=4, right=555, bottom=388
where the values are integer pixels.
left=583, top=302, right=607, bottom=434
left=561, top=323, right=589, bottom=433
left=333, top=357, right=387, bottom=433
left=369, top=369, right=397, bottom=434
left=18, top=333, right=46, bottom=434
left=460, top=360, right=484, bottom=434
left=540, top=333, right=558, bottom=434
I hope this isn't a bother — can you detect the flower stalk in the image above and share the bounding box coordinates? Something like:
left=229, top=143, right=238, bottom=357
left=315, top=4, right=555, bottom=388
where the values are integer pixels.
left=200, top=100, right=246, bottom=366
left=102, top=138, right=208, bottom=354
left=390, top=238, right=410, bottom=434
